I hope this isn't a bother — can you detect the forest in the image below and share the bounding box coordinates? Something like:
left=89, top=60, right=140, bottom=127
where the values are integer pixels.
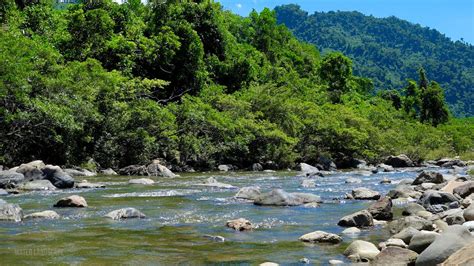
left=0, top=0, right=473, bottom=171
left=275, top=4, right=474, bottom=117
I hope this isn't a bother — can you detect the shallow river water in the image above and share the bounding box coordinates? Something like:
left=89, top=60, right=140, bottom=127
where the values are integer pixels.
left=0, top=169, right=434, bottom=265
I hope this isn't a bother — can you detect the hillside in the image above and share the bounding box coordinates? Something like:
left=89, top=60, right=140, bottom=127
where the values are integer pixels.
left=275, top=4, right=474, bottom=117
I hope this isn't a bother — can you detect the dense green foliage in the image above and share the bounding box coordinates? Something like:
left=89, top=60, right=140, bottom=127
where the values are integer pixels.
left=275, top=4, right=474, bottom=117
left=0, top=0, right=473, bottom=170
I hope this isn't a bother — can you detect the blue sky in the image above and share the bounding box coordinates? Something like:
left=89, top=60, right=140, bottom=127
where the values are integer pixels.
left=216, top=0, right=474, bottom=44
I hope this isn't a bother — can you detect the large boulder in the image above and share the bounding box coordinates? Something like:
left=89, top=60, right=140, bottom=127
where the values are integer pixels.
left=440, top=241, right=474, bottom=265
left=392, top=227, right=420, bottom=244
left=254, top=189, right=320, bottom=206
left=416, top=225, right=474, bottom=266
left=351, top=187, right=381, bottom=200
left=147, top=160, right=177, bottom=178
left=385, top=154, right=414, bottom=168
left=16, top=160, right=45, bottom=181
left=235, top=186, right=261, bottom=200
left=343, top=240, right=380, bottom=262
left=367, top=197, right=393, bottom=220
left=436, top=158, right=467, bottom=168
left=389, top=216, right=433, bottom=234
left=226, top=218, right=253, bottom=231
left=24, top=210, right=60, bottom=220
left=251, top=163, right=263, bottom=171
left=100, top=168, right=118, bottom=176
left=105, top=208, right=146, bottom=220
left=42, top=165, right=75, bottom=189
left=408, top=230, right=439, bottom=254
left=441, top=179, right=466, bottom=194
left=371, top=246, right=418, bottom=266
left=54, top=195, right=87, bottom=208
left=18, top=180, right=56, bottom=191
left=299, top=230, right=342, bottom=244
left=338, top=210, right=374, bottom=227
left=412, top=171, right=444, bottom=185
left=0, top=171, right=25, bottom=188
left=0, top=200, right=23, bottom=222
left=417, top=190, right=459, bottom=213
left=453, top=181, right=474, bottom=198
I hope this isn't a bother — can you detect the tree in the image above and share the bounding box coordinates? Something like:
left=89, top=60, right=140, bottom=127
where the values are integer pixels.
left=402, top=80, right=421, bottom=118
left=420, top=81, right=449, bottom=126
left=418, top=67, right=429, bottom=91
left=319, top=52, right=353, bottom=103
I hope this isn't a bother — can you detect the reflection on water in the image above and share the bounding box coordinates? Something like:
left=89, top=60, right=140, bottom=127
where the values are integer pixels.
left=0, top=169, right=436, bottom=264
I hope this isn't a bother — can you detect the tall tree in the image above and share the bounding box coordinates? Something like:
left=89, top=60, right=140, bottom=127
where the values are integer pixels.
left=319, top=52, right=353, bottom=103
left=418, top=67, right=429, bottom=92
left=402, top=80, right=421, bottom=118
left=420, top=81, right=449, bottom=126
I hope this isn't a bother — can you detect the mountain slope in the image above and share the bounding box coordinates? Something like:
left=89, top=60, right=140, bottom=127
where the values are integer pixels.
left=275, top=4, right=474, bottom=117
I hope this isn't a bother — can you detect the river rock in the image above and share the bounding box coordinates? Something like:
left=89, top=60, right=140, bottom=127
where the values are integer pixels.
left=254, top=189, right=320, bottom=206
left=64, top=168, right=96, bottom=177
left=0, top=200, right=23, bottom=222
left=16, top=160, right=45, bottom=180
left=416, top=210, right=433, bottom=219
left=392, top=226, right=420, bottom=244
left=442, top=208, right=465, bottom=225
left=42, top=165, right=75, bottom=189
left=75, top=181, right=105, bottom=189
left=217, top=164, right=230, bottom=172
left=387, top=185, right=421, bottom=199
left=203, top=235, right=225, bottom=242
left=338, top=210, right=374, bottom=227
left=420, top=182, right=436, bottom=190
left=54, top=195, right=87, bottom=208
left=417, top=190, right=458, bottom=213
left=105, top=208, right=146, bottom=220
left=389, top=216, right=433, bottom=234
left=129, top=178, right=155, bottom=185
left=380, top=177, right=391, bottom=184
left=408, top=230, right=439, bottom=253
left=462, top=221, right=474, bottom=231
left=251, top=163, right=263, bottom=171
left=299, top=163, right=319, bottom=173
left=119, top=165, right=148, bottom=176
left=0, top=171, right=25, bottom=188
left=299, top=230, right=342, bottom=244
left=413, top=171, right=444, bottom=185
left=377, top=163, right=395, bottom=172
left=343, top=240, right=380, bottom=262
left=199, top=177, right=236, bottom=189
left=147, top=160, right=177, bottom=178
left=441, top=179, right=466, bottom=194
left=380, top=238, right=408, bottom=249
left=301, top=179, right=316, bottom=188
left=437, top=158, right=466, bottom=168
left=18, top=180, right=56, bottom=191
left=226, top=218, right=253, bottom=231
left=259, top=263, right=278, bottom=266
left=385, top=154, right=414, bottom=168
left=328, top=259, right=343, bottom=265
left=0, top=189, right=7, bottom=196
left=368, top=197, right=393, bottom=220
left=100, top=168, right=118, bottom=176
left=345, top=177, right=362, bottom=184
left=440, top=241, right=474, bottom=265
left=403, top=203, right=426, bottom=216
left=372, top=246, right=418, bottom=265
left=342, top=227, right=361, bottom=235
left=351, top=187, right=381, bottom=200
left=416, top=225, right=474, bottom=266
left=453, top=181, right=474, bottom=198
left=24, top=210, right=60, bottom=220
left=463, top=206, right=474, bottom=221
left=235, top=186, right=261, bottom=200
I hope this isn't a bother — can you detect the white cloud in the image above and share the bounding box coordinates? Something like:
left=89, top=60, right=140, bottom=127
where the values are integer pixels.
left=236, top=3, right=242, bottom=9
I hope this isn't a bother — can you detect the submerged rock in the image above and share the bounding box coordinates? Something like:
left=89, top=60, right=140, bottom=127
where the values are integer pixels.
left=18, top=180, right=56, bottom=191
left=24, top=210, right=60, bottom=220
left=75, top=181, right=105, bottom=189
left=199, top=177, right=236, bottom=189
left=338, top=210, right=374, bottom=227
left=226, top=218, right=253, bottom=231
left=299, top=230, right=342, bottom=244
left=54, top=195, right=87, bottom=208
left=203, top=235, right=225, bottom=242
left=416, top=225, right=474, bottom=266
left=128, top=178, right=155, bottom=185
left=345, top=177, right=362, bottom=184
left=343, top=240, right=380, bottom=262
left=235, top=186, right=261, bottom=200
left=301, top=179, right=316, bottom=188
left=0, top=200, right=23, bottom=222
left=105, top=208, right=146, bottom=220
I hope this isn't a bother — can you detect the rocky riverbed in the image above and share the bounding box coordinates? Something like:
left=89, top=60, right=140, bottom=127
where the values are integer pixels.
left=0, top=158, right=473, bottom=265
